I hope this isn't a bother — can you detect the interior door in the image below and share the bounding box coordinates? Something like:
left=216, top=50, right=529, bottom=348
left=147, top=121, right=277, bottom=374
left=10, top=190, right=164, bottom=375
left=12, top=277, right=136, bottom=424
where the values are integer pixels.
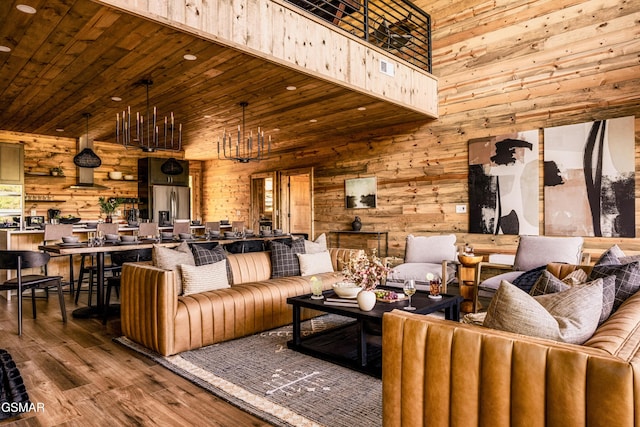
left=280, top=168, right=313, bottom=237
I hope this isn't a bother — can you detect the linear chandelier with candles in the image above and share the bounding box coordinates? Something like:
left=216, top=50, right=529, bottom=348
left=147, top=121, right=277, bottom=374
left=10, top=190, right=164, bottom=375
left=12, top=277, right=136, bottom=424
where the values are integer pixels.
left=116, top=79, right=182, bottom=152
left=217, top=102, right=271, bottom=163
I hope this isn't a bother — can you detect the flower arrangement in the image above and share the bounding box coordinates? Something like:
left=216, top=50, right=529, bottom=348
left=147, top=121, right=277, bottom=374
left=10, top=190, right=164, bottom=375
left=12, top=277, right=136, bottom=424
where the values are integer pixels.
left=98, top=197, right=124, bottom=214
left=342, top=250, right=390, bottom=291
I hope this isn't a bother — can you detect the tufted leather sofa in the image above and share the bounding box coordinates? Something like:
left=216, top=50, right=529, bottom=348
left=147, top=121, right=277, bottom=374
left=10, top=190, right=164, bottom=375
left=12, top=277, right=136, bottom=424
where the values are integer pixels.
left=120, top=247, right=360, bottom=356
left=382, top=263, right=640, bottom=426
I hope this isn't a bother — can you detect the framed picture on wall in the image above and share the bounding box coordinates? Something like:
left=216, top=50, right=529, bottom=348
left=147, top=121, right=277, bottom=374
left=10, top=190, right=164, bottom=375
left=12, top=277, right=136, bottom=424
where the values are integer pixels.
left=345, top=177, right=377, bottom=209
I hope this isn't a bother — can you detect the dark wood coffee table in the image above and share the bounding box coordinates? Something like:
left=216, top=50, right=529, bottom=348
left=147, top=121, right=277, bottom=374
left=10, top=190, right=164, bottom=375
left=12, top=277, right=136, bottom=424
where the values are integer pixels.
left=287, top=289, right=463, bottom=377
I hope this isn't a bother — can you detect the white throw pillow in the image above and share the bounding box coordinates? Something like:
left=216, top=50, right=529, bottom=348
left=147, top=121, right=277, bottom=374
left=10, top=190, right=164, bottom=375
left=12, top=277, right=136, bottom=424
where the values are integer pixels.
left=404, top=234, right=457, bottom=264
left=304, top=233, right=327, bottom=254
left=513, top=235, right=583, bottom=271
left=181, top=260, right=230, bottom=296
left=297, top=251, right=334, bottom=276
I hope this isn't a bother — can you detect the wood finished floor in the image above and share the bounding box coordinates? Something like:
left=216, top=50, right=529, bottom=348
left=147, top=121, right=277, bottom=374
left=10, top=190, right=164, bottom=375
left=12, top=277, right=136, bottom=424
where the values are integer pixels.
left=0, top=289, right=271, bottom=427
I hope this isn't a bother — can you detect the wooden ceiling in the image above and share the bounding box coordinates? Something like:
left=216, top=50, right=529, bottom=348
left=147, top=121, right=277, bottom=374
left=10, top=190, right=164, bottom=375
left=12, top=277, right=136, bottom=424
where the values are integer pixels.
left=0, top=0, right=431, bottom=160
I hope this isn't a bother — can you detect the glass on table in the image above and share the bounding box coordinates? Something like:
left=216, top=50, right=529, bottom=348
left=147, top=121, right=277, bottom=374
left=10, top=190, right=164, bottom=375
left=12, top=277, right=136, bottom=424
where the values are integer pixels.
left=403, top=279, right=416, bottom=310
left=310, top=276, right=324, bottom=300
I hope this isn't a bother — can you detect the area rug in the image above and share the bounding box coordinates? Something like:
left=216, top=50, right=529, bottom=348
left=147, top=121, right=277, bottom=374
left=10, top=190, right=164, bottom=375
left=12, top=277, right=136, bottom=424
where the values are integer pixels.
left=115, top=315, right=383, bottom=427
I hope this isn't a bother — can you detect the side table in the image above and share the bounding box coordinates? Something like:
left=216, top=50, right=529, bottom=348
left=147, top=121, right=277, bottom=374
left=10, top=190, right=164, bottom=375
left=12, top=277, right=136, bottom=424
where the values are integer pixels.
left=457, top=254, right=484, bottom=313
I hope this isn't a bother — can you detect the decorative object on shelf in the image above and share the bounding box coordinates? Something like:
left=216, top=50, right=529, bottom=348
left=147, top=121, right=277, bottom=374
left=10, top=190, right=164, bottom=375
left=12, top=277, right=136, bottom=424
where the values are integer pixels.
left=217, top=102, right=271, bottom=163
left=98, top=197, right=124, bottom=223
left=73, top=113, right=102, bottom=168
left=50, top=166, right=64, bottom=176
left=351, top=216, right=362, bottom=231
left=116, top=79, right=182, bottom=153
left=310, top=276, right=324, bottom=299
left=108, top=171, right=123, bottom=180
left=160, top=157, right=184, bottom=175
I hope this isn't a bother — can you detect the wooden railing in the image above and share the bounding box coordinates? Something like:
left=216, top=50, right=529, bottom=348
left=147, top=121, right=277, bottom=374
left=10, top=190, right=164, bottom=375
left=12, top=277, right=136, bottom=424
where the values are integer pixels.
left=284, top=0, right=432, bottom=72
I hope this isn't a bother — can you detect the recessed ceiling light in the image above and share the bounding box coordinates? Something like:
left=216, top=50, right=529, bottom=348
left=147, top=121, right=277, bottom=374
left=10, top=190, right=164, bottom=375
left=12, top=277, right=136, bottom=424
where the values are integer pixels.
left=16, top=4, right=36, bottom=14
left=203, top=114, right=212, bottom=119
left=111, top=96, right=122, bottom=102
left=309, top=119, right=317, bottom=123
left=273, top=128, right=280, bottom=132
left=286, top=86, right=297, bottom=91
left=56, top=128, right=64, bottom=132
left=183, top=54, right=197, bottom=61
left=0, top=46, right=11, bottom=53
left=357, top=106, right=366, bottom=111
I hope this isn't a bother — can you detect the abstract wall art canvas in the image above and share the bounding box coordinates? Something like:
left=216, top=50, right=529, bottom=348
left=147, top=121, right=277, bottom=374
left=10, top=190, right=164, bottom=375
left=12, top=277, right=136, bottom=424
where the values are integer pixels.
left=544, top=116, right=635, bottom=237
left=345, top=177, right=377, bottom=209
left=468, top=130, right=539, bottom=235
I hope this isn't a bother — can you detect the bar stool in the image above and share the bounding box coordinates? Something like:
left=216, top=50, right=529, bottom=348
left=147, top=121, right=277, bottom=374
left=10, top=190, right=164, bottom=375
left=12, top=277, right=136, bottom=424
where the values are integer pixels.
left=42, top=223, right=75, bottom=295
left=172, top=219, right=191, bottom=235
left=75, top=222, right=119, bottom=305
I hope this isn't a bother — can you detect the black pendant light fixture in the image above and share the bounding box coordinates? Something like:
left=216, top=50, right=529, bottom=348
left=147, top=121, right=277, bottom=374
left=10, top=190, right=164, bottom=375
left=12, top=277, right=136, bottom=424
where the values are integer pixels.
left=160, top=157, right=183, bottom=175
left=73, top=113, right=102, bottom=168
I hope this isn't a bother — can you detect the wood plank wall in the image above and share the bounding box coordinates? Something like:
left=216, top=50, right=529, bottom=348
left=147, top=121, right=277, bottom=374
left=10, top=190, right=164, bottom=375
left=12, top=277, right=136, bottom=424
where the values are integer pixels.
left=202, top=0, right=640, bottom=260
left=0, top=131, right=202, bottom=222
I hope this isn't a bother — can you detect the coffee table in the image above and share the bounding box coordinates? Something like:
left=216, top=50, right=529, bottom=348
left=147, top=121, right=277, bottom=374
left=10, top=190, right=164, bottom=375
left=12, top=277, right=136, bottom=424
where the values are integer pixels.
left=287, top=288, right=463, bottom=377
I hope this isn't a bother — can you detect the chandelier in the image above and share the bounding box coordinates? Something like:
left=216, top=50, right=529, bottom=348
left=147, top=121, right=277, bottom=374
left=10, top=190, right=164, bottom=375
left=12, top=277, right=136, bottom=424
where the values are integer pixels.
left=116, top=79, right=182, bottom=152
left=217, top=102, right=271, bottom=163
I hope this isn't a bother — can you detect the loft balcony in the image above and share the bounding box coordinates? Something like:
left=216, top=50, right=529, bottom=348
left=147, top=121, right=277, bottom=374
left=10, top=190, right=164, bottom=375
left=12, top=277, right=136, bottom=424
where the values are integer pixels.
left=98, top=0, right=438, bottom=121
left=284, top=0, right=432, bottom=72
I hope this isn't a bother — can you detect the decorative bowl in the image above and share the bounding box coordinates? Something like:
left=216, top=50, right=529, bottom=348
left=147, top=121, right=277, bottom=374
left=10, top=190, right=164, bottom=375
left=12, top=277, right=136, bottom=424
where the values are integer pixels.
left=59, top=217, right=81, bottom=224
left=108, top=171, right=123, bottom=180
left=120, top=235, right=137, bottom=242
left=61, top=236, right=79, bottom=243
left=105, top=234, right=120, bottom=241
left=161, top=232, right=174, bottom=240
left=332, top=282, right=362, bottom=299
left=123, top=175, right=134, bottom=181
left=178, top=233, right=192, bottom=240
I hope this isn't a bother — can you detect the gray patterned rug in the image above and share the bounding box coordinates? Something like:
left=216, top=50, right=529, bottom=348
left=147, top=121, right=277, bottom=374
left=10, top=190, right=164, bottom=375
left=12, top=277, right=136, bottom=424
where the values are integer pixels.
left=115, top=315, right=382, bottom=427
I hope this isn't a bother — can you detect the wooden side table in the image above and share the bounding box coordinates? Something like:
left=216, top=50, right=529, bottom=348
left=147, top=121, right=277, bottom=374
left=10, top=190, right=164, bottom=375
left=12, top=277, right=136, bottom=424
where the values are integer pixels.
left=457, top=254, right=484, bottom=314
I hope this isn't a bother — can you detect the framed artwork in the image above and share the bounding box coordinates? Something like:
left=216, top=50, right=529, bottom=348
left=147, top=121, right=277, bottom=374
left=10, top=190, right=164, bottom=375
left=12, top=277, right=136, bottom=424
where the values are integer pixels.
left=345, top=177, right=377, bottom=209
left=468, top=130, right=540, bottom=235
left=544, top=116, right=635, bottom=237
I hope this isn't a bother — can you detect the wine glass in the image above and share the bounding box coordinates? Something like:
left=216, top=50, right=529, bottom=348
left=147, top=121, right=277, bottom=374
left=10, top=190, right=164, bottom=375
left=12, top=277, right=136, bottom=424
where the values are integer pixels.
left=403, top=279, right=416, bottom=311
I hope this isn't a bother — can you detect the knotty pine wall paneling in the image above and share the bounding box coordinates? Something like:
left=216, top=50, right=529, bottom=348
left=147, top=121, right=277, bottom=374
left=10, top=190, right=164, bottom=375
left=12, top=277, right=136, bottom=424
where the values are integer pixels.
left=0, top=131, right=199, bottom=222
left=200, top=0, right=640, bottom=259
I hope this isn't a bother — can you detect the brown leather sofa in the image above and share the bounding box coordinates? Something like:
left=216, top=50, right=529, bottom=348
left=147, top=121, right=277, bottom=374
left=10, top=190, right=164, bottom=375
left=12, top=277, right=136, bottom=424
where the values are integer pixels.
left=120, top=247, right=359, bottom=356
left=382, top=263, right=640, bottom=426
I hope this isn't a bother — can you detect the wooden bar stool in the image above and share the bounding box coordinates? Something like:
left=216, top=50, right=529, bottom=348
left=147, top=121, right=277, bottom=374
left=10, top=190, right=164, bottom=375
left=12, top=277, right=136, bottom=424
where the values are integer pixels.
left=42, top=223, right=75, bottom=295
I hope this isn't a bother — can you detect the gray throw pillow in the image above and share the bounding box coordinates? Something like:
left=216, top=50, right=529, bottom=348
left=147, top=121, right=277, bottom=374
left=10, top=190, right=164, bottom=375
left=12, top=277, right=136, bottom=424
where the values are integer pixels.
left=596, top=244, right=626, bottom=266
left=270, top=239, right=306, bottom=278
left=589, top=261, right=640, bottom=312
left=484, top=279, right=603, bottom=345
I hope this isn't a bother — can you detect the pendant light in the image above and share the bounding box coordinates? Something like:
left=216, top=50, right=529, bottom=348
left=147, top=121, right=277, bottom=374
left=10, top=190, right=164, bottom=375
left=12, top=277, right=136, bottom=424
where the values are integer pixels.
left=73, top=113, right=102, bottom=168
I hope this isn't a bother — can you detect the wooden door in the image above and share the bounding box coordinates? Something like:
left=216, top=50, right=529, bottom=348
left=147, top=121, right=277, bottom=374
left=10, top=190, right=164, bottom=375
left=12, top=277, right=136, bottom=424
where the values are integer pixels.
left=280, top=168, right=313, bottom=237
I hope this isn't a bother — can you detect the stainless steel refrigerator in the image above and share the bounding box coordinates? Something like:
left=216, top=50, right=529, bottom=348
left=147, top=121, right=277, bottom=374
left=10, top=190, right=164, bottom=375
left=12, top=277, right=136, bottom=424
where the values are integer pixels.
left=152, top=185, right=190, bottom=225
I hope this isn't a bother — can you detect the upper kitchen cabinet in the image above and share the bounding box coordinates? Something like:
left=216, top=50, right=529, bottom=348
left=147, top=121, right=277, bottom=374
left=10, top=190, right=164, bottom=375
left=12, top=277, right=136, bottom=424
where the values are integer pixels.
left=139, top=157, right=189, bottom=186
left=0, top=143, right=24, bottom=184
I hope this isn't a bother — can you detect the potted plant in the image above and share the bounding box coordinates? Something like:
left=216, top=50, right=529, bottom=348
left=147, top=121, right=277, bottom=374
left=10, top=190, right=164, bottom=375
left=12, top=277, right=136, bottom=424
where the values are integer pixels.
left=98, top=197, right=124, bottom=223
left=50, top=166, right=64, bottom=176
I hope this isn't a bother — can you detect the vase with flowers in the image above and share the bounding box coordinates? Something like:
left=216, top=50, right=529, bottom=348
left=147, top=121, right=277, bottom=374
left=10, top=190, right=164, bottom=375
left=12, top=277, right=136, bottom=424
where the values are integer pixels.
left=343, top=250, right=390, bottom=311
left=98, top=197, right=124, bottom=223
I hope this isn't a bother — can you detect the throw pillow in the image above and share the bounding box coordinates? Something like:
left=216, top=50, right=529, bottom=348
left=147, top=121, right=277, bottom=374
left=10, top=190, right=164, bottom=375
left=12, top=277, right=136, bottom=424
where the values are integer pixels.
left=483, top=280, right=603, bottom=345
left=181, top=260, right=230, bottom=296
left=153, top=241, right=195, bottom=295
left=304, top=233, right=327, bottom=254
left=529, top=270, right=570, bottom=296
left=191, top=244, right=233, bottom=284
left=588, top=261, right=640, bottom=312
left=404, top=234, right=457, bottom=264
left=511, top=265, right=547, bottom=293
left=270, top=238, right=306, bottom=278
left=513, top=235, right=583, bottom=271
left=561, top=269, right=589, bottom=285
left=531, top=270, right=615, bottom=325
left=595, top=244, right=626, bottom=266
left=297, top=251, right=334, bottom=276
